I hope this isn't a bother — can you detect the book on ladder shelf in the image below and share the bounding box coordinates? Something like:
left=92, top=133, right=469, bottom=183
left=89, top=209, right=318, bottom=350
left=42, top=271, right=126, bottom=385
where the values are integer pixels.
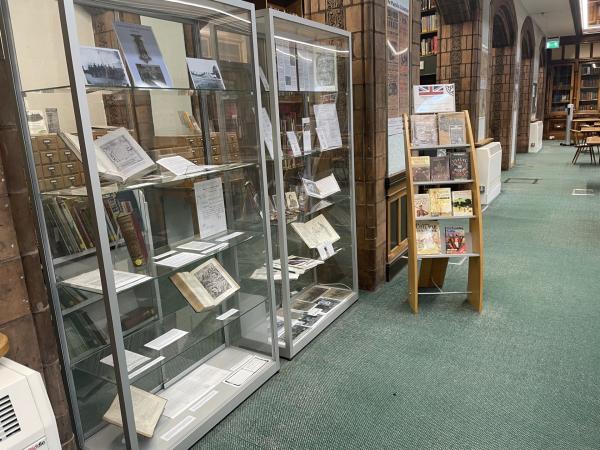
left=403, top=108, right=484, bottom=314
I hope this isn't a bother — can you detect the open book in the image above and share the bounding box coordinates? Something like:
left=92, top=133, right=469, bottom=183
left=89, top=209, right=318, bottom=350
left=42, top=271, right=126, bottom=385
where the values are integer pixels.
left=170, top=258, right=240, bottom=312
left=60, top=128, right=156, bottom=183
left=302, top=174, right=341, bottom=199
left=103, top=386, right=166, bottom=438
left=291, top=214, right=340, bottom=249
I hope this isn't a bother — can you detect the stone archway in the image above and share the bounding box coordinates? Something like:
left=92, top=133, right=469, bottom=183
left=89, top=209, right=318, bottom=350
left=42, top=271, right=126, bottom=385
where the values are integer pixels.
left=516, top=17, right=535, bottom=153
left=488, top=0, right=517, bottom=169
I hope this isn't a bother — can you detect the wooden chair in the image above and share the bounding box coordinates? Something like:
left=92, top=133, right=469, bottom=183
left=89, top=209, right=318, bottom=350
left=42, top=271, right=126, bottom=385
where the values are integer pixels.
left=0, top=333, right=8, bottom=358
left=571, top=129, right=597, bottom=164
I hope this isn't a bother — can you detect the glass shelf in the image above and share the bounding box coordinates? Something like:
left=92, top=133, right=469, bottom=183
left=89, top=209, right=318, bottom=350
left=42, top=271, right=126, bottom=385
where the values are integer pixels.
left=71, top=292, right=268, bottom=381
left=40, top=162, right=258, bottom=197
left=22, top=84, right=255, bottom=97
left=57, top=229, right=263, bottom=298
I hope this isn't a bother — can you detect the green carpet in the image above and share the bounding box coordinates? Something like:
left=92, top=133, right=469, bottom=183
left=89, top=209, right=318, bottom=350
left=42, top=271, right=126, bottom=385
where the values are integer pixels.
left=194, top=141, right=600, bottom=449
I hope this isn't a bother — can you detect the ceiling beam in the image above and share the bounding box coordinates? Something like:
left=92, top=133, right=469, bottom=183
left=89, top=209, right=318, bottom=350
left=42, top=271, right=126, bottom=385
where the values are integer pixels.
left=570, top=0, right=583, bottom=35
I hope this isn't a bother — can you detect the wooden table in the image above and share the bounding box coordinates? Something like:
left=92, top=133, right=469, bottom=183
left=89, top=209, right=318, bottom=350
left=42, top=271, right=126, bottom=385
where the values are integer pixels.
left=0, top=333, right=7, bottom=358
left=586, top=136, right=600, bottom=145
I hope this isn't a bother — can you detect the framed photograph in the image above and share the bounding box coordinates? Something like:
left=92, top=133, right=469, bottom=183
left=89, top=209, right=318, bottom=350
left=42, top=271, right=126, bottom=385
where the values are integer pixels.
left=113, top=22, right=173, bottom=88
left=80, top=46, right=130, bottom=87
left=186, top=57, right=226, bottom=90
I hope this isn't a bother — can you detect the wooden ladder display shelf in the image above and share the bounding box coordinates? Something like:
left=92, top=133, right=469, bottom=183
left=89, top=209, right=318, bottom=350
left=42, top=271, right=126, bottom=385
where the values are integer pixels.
left=403, top=110, right=484, bottom=314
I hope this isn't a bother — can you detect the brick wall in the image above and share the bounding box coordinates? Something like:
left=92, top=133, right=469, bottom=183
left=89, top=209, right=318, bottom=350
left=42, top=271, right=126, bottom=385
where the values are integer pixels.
left=516, top=57, right=532, bottom=152
left=489, top=45, right=515, bottom=168
left=437, top=12, right=483, bottom=135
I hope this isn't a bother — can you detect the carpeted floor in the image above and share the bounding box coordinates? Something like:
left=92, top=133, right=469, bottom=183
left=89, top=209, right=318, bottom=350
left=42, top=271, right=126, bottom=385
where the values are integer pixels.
left=193, top=141, right=600, bottom=449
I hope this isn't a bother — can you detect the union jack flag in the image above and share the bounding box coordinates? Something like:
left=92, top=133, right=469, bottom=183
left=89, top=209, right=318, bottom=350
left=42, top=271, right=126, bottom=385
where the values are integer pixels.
left=417, top=85, right=446, bottom=96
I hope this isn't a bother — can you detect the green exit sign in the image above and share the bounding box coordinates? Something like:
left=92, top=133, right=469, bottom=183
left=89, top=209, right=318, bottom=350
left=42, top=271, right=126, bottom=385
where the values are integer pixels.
left=546, top=38, right=560, bottom=49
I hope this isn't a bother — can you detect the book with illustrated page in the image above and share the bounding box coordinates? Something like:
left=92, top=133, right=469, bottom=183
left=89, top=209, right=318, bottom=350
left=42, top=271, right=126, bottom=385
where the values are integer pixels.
left=103, top=386, right=167, bottom=438
left=438, top=112, right=467, bottom=145
left=291, top=214, right=340, bottom=249
left=449, top=152, right=471, bottom=180
left=302, top=174, right=341, bottom=199
left=430, top=156, right=450, bottom=181
left=416, top=221, right=441, bottom=255
left=170, top=258, right=240, bottom=312
left=411, top=114, right=438, bottom=146
left=428, top=188, right=452, bottom=217
left=451, top=190, right=473, bottom=216
left=445, top=226, right=467, bottom=254
left=411, top=156, right=431, bottom=182
left=60, top=129, right=156, bottom=183
left=414, top=193, right=431, bottom=218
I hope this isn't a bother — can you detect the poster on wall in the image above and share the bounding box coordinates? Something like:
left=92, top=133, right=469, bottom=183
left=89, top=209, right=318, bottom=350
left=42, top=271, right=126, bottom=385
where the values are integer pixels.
left=386, top=0, right=410, bottom=177
left=114, top=22, right=173, bottom=88
left=413, top=84, right=456, bottom=113
left=298, top=44, right=338, bottom=92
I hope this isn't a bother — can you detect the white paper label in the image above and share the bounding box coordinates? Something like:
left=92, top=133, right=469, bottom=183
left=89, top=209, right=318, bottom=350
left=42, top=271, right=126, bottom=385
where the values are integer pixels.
left=286, top=131, right=302, bottom=156
left=216, top=308, right=239, bottom=321
left=144, top=329, right=188, bottom=351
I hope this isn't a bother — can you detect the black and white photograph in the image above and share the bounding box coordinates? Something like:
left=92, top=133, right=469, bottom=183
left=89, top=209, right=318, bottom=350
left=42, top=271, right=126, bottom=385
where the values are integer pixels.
left=314, top=298, right=340, bottom=314
left=295, top=312, right=322, bottom=328
left=136, top=63, right=167, bottom=87
left=186, top=57, right=226, bottom=90
left=291, top=323, right=309, bottom=340
left=302, top=178, right=320, bottom=196
left=285, top=191, right=300, bottom=210
left=113, top=21, right=173, bottom=88
left=80, top=46, right=130, bottom=87
left=192, top=258, right=240, bottom=303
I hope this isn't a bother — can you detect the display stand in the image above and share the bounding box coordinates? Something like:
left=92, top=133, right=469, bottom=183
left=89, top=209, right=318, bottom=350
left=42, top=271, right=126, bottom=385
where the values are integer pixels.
left=2, top=0, right=279, bottom=448
left=0, top=333, right=7, bottom=357
left=403, top=110, right=483, bottom=314
left=256, top=10, right=358, bottom=359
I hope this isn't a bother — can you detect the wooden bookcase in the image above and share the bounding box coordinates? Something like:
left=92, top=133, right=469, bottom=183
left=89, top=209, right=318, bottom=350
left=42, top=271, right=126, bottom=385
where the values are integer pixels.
left=403, top=110, right=483, bottom=314
left=576, top=62, right=600, bottom=112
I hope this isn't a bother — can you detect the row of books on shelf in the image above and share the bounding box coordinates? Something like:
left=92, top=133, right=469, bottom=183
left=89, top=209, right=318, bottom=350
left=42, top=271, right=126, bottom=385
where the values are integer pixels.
left=414, top=188, right=472, bottom=218
left=44, top=191, right=147, bottom=266
left=421, top=36, right=438, bottom=56
left=417, top=222, right=468, bottom=255
left=411, top=112, right=467, bottom=146
left=421, top=14, right=438, bottom=32
left=421, top=0, right=435, bottom=10
left=580, top=79, right=599, bottom=87
left=411, top=153, right=470, bottom=182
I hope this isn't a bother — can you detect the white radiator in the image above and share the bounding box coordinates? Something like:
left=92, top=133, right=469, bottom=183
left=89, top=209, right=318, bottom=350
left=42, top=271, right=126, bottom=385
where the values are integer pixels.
left=476, top=141, right=502, bottom=205
left=529, top=121, right=543, bottom=153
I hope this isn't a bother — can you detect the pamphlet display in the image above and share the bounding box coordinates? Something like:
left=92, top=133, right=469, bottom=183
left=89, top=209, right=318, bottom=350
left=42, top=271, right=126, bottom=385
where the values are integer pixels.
left=257, top=9, right=358, bottom=359
left=8, top=1, right=280, bottom=448
left=404, top=108, right=484, bottom=314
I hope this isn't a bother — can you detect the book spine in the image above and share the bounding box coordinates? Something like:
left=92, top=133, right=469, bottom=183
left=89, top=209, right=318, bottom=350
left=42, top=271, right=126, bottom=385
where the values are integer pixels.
left=116, top=212, right=147, bottom=267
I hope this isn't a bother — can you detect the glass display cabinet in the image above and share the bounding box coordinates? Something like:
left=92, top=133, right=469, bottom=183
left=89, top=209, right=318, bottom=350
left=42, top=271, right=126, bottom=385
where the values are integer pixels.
left=1, top=0, right=279, bottom=448
left=256, top=10, right=358, bottom=359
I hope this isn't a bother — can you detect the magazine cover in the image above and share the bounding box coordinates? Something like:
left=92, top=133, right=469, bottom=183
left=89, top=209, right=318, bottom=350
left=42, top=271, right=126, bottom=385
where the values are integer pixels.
left=416, top=221, right=441, bottom=255
left=445, top=226, right=466, bottom=254
left=414, top=193, right=431, bottom=218
left=451, top=190, right=473, bottom=216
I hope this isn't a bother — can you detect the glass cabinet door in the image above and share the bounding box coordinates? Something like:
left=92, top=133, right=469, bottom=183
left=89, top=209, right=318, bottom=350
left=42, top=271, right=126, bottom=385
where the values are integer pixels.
left=5, top=0, right=278, bottom=448
left=578, top=62, right=600, bottom=112
left=256, top=10, right=358, bottom=359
